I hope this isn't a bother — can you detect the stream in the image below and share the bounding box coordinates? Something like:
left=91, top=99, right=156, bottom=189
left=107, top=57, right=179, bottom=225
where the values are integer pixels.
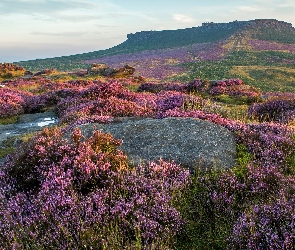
left=0, top=112, right=58, bottom=164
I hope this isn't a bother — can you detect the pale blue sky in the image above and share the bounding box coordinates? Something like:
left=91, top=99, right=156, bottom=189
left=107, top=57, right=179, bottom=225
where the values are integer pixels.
left=1, top=0, right=295, bottom=62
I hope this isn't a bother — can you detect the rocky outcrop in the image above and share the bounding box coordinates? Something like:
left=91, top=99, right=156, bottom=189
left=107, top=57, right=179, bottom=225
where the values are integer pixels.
left=87, top=63, right=135, bottom=77
left=34, top=68, right=56, bottom=76
left=78, top=117, right=236, bottom=170
left=0, top=63, right=25, bottom=79
left=87, top=63, right=113, bottom=75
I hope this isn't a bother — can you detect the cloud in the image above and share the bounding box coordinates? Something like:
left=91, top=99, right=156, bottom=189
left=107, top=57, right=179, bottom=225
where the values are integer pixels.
left=95, top=24, right=120, bottom=28
left=108, top=12, right=128, bottom=18
left=31, top=31, right=87, bottom=37
left=227, top=0, right=295, bottom=24
left=235, top=5, right=260, bottom=12
left=253, top=0, right=295, bottom=11
left=0, top=0, right=93, bottom=15
left=173, top=14, right=196, bottom=23
left=0, top=0, right=108, bottom=22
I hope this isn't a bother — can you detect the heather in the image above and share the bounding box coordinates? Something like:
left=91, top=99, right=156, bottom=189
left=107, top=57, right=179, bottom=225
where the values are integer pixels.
left=0, top=127, right=190, bottom=249
left=0, top=88, right=32, bottom=118
left=248, top=99, right=295, bottom=123
left=1, top=65, right=295, bottom=249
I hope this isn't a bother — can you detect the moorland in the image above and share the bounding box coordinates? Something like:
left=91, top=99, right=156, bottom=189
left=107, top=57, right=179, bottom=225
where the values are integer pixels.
left=0, top=18, right=295, bottom=249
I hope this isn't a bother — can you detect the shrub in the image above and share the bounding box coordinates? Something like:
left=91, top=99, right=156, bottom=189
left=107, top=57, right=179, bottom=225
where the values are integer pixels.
left=156, top=91, right=186, bottom=112
left=0, top=88, right=31, bottom=118
left=248, top=99, right=295, bottom=123
left=0, top=127, right=190, bottom=249
left=229, top=195, right=295, bottom=249
left=138, top=82, right=185, bottom=93
left=24, top=92, right=60, bottom=113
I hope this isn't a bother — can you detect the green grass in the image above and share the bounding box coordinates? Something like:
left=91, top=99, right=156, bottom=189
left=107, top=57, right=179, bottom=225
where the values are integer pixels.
left=0, top=147, right=15, bottom=159
left=170, top=49, right=295, bottom=92
left=0, top=132, right=35, bottom=160
left=0, top=116, right=18, bottom=125
left=175, top=167, right=232, bottom=250
left=233, top=144, right=253, bottom=180
left=253, top=26, right=295, bottom=44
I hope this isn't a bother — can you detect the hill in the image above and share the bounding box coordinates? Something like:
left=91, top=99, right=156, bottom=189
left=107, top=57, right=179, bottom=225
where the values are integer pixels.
left=16, top=19, right=295, bottom=92
left=15, top=20, right=248, bottom=71
left=2, top=19, right=295, bottom=250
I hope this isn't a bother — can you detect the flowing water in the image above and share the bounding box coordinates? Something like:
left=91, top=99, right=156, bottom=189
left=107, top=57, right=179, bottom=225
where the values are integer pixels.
left=0, top=112, right=58, bottom=164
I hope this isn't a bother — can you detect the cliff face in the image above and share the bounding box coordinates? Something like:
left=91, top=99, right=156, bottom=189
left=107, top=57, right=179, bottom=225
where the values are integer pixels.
left=126, top=21, right=246, bottom=42
left=126, top=19, right=294, bottom=43
left=125, top=20, right=245, bottom=49
left=251, top=19, right=293, bottom=29
left=201, top=20, right=249, bottom=29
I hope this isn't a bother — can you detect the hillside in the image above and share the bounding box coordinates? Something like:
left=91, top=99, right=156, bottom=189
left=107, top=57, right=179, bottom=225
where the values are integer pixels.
left=15, top=20, right=247, bottom=71
left=16, top=19, right=295, bottom=92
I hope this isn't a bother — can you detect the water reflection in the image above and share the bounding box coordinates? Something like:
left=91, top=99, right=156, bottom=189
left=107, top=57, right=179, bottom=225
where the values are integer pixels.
left=37, top=117, right=57, bottom=127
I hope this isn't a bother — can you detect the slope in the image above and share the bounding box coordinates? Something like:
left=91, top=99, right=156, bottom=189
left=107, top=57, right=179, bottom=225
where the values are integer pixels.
left=176, top=19, right=295, bottom=92
left=16, top=19, right=295, bottom=92
left=16, top=20, right=247, bottom=71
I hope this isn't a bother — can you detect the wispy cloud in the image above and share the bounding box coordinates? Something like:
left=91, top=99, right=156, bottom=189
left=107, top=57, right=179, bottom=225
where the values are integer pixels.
left=228, top=0, right=295, bottom=22
left=108, top=12, right=128, bottom=18
left=173, top=14, right=195, bottom=23
left=235, top=5, right=260, bottom=12
left=0, top=0, right=108, bottom=22
left=31, top=31, right=87, bottom=37
left=251, top=0, right=295, bottom=11
left=95, top=24, right=120, bottom=28
left=0, top=0, right=94, bottom=15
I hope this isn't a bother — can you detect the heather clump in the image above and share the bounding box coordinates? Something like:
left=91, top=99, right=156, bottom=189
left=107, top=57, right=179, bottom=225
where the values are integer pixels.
left=184, top=78, right=261, bottom=104
left=24, top=91, right=61, bottom=113
left=229, top=189, right=295, bottom=249
left=178, top=163, right=295, bottom=249
left=64, top=79, right=103, bottom=88
left=0, top=88, right=32, bottom=118
left=79, top=80, right=135, bottom=100
left=54, top=80, right=151, bottom=127
left=210, top=84, right=261, bottom=103
left=248, top=99, right=295, bottom=123
left=138, top=82, right=185, bottom=93
left=2, top=127, right=127, bottom=193
left=234, top=123, right=295, bottom=170
left=0, top=127, right=190, bottom=249
left=57, top=96, right=147, bottom=127
left=156, top=91, right=187, bottom=114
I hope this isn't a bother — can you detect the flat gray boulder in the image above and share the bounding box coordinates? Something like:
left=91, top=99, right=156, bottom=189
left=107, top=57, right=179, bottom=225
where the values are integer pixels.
left=79, top=117, right=236, bottom=170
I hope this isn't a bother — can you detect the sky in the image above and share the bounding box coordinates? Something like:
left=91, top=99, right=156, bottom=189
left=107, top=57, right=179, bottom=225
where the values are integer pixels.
left=1, top=0, right=295, bottom=63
